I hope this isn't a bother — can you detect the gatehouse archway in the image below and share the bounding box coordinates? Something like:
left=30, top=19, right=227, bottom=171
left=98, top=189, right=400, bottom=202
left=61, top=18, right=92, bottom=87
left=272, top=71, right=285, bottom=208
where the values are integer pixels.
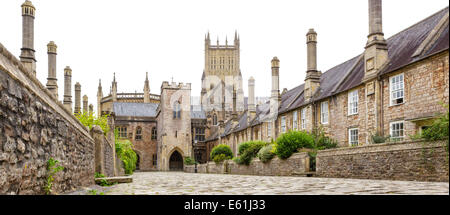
left=169, top=150, right=183, bottom=171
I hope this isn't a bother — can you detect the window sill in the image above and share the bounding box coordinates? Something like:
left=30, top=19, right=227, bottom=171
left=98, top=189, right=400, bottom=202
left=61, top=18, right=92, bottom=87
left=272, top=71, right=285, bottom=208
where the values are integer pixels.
left=389, top=102, right=405, bottom=107
left=348, top=113, right=358, bottom=117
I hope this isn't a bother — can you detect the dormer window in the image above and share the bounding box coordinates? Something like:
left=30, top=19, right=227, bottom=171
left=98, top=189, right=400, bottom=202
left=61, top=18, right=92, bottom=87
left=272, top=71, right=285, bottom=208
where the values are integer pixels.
left=390, top=73, right=404, bottom=106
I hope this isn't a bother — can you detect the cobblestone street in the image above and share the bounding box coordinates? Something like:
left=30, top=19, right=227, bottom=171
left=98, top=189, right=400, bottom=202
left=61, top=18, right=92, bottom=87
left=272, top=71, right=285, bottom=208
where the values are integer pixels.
left=69, top=172, right=449, bottom=195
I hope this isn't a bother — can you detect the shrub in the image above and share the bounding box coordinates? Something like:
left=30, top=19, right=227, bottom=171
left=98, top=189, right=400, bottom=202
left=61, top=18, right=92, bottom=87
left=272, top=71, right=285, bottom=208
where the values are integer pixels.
left=115, top=139, right=137, bottom=175
left=238, top=142, right=252, bottom=155
left=95, top=172, right=106, bottom=178
left=213, top=154, right=231, bottom=163
left=236, top=141, right=266, bottom=165
left=184, top=157, right=197, bottom=165
left=75, top=111, right=110, bottom=135
left=274, top=130, right=314, bottom=159
left=210, top=144, right=233, bottom=161
left=371, top=132, right=390, bottom=144
left=257, top=144, right=275, bottom=163
left=311, top=127, right=339, bottom=149
left=422, top=108, right=449, bottom=142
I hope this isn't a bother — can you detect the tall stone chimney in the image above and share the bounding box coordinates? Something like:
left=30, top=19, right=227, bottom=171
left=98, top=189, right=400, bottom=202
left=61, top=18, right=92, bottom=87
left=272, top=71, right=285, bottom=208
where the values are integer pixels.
left=89, top=104, right=94, bottom=115
left=144, top=72, right=150, bottom=103
left=63, top=66, right=72, bottom=112
left=248, top=76, right=256, bottom=120
left=97, top=79, right=103, bottom=117
left=269, top=57, right=280, bottom=137
left=74, top=82, right=81, bottom=114
left=304, top=29, right=321, bottom=102
left=363, top=0, right=388, bottom=82
left=83, top=95, right=88, bottom=113
left=46, top=41, right=58, bottom=99
left=19, top=0, right=37, bottom=76
left=363, top=0, right=389, bottom=140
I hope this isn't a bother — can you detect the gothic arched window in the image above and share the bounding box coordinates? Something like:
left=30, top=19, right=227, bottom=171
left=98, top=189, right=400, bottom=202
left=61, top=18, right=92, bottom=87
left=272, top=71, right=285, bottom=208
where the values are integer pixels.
left=213, top=114, right=218, bottom=125
left=151, top=127, right=157, bottom=140
left=173, top=102, right=181, bottom=119
left=135, top=127, right=142, bottom=140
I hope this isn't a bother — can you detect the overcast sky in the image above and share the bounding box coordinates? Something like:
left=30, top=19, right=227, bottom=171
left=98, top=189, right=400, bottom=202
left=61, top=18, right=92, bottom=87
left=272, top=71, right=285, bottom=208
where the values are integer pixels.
left=0, top=0, right=448, bottom=111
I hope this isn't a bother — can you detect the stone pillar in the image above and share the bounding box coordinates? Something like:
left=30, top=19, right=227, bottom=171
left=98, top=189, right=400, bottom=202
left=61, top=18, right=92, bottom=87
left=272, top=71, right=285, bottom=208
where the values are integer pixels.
left=63, top=66, right=72, bottom=112
left=82, top=95, right=88, bottom=113
left=46, top=41, right=58, bottom=99
left=74, top=82, right=81, bottom=114
left=90, top=125, right=105, bottom=175
left=19, top=0, right=37, bottom=76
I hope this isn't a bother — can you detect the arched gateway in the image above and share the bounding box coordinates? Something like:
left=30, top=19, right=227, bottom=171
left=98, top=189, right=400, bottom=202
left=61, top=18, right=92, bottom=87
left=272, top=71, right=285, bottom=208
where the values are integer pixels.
left=169, top=150, right=183, bottom=171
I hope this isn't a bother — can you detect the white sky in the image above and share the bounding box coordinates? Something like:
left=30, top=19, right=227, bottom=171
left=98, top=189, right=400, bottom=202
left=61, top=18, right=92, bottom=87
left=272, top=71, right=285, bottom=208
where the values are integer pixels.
left=1, top=0, right=448, bottom=111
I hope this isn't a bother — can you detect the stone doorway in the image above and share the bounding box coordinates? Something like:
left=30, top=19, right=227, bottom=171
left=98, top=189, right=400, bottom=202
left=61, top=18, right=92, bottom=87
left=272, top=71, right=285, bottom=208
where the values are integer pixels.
left=135, top=152, right=140, bottom=171
left=169, top=150, right=183, bottom=171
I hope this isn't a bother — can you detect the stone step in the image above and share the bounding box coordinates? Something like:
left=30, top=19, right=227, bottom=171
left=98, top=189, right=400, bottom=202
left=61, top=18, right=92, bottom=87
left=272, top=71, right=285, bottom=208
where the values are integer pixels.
left=95, top=176, right=133, bottom=184
left=292, top=171, right=316, bottom=177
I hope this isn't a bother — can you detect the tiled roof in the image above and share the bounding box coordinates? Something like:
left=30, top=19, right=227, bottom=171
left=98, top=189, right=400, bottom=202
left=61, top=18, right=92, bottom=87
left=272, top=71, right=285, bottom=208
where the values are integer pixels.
left=113, top=102, right=158, bottom=117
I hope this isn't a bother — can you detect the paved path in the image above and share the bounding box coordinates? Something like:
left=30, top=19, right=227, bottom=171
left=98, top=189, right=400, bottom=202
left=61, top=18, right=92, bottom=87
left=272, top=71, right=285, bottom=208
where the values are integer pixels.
left=69, top=172, right=449, bottom=195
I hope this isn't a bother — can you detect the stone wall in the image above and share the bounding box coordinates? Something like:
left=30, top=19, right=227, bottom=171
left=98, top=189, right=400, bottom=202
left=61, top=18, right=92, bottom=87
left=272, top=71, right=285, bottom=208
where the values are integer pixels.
left=184, top=152, right=310, bottom=176
left=0, top=43, right=95, bottom=194
left=316, top=140, right=449, bottom=182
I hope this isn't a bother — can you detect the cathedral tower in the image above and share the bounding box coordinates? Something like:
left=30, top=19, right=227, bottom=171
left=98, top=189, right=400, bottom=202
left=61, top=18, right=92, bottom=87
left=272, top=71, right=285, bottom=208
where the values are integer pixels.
left=20, top=0, right=37, bottom=76
left=201, top=31, right=244, bottom=123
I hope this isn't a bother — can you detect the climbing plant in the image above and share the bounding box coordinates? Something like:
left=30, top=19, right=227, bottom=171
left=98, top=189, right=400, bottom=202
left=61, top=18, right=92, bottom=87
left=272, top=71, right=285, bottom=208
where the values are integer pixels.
left=44, top=158, right=64, bottom=195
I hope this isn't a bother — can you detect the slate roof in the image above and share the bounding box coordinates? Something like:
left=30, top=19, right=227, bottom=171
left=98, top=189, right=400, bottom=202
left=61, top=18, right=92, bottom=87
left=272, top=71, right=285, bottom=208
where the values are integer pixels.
left=379, top=7, right=449, bottom=76
left=113, top=102, right=158, bottom=117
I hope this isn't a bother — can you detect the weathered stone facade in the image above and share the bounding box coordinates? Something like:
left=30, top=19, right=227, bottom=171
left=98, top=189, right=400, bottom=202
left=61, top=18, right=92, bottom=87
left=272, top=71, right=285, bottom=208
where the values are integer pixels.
left=116, top=119, right=158, bottom=171
left=0, top=43, right=95, bottom=194
left=316, top=140, right=449, bottom=182
left=156, top=82, right=192, bottom=171
left=184, top=152, right=310, bottom=176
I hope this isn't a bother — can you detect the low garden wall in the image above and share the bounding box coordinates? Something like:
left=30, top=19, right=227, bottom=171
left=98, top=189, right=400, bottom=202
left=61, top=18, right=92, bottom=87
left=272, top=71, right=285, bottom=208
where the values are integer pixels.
left=184, top=152, right=310, bottom=176
left=316, top=140, right=449, bottom=182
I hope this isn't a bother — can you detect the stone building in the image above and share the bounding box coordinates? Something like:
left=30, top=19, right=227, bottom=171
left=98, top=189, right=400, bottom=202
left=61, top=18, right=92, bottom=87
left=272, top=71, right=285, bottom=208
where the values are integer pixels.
left=202, top=0, right=449, bottom=158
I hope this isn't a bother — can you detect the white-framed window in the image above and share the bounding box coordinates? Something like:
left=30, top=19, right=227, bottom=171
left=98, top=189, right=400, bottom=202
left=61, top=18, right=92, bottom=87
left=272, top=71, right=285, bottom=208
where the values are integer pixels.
left=301, top=108, right=306, bottom=130
left=390, top=73, right=404, bottom=106
left=348, top=89, right=358, bottom=115
left=390, top=121, right=404, bottom=141
left=293, top=111, right=298, bottom=130
left=348, top=128, right=359, bottom=146
left=321, top=101, right=329, bottom=124
left=281, top=116, right=286, bottom=133
left=267, top=123, right=272, bottom=137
